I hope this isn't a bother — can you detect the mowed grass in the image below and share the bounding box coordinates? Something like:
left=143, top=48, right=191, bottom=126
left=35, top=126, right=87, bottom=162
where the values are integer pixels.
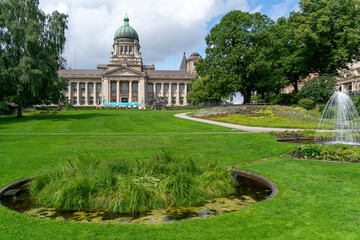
left=0, top=109, right=235, bottom=133
left=1, top=109, right=360, bottom=239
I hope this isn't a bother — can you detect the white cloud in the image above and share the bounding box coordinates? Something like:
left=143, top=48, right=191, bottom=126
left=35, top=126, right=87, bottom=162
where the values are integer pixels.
left=269, top=0, right=298, bottom=20
left=39, top=0, right=251, bottom=69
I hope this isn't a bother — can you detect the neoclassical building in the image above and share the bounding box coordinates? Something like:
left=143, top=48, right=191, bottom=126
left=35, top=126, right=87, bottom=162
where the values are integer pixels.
left=59, top=15, right=202, bottom=107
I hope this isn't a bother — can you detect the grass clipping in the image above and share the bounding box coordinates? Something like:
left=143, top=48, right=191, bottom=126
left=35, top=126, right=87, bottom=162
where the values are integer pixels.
left=29, top=153, right=235, bottom=213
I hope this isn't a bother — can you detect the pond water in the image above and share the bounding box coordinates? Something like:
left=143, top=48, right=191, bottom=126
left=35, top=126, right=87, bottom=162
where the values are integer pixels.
left=0, top=175, right=271, bottom=224
left=277, top=138, right=314, bottom=144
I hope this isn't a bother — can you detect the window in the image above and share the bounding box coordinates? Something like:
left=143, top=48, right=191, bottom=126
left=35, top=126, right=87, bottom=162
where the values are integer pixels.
left=121, top=98, right=128, bottom=103
left=89, top=97, right=94, bottom=105
left=164, top=84, right=169, bottom=93
left=112, top=99, right=116, bottom=102
left=156, top=84, right=161, bottom=92
left=129, top=46, right=133, bottom=54
left=122, top=82, right=128, bottom=92
left=72, top=97, right=77, bottom=105
left=72, top=84, right=77, bottom=92
left=132, top=82, right=138, bottom=92
left=179, top=84, right=184, bottom=93
left=172, top=97, right=176, bottom=104
left=89, top=84, right=94, bottom=92
left=97, top=97, right=102, bottom=105
left=148, top=97, right=153, bottom=105
left=180, top=97, right=184, bottom=105
left=97, top=84, right=102, bottom=92
left=65, top=97, right=69, bottom=102
left=165, top=97, right=168, bottom=104
left=148, top=84, right=153, bottom=92
left=171, top=84, right=176, bottom=92
left=133, top=98, right=137, bottom=103
left=81, top=84, right=85, bottom=92
left=81, top=97, right=85, bottom=105
left=64, top=85, right=69, bottom=92
left=112, top=83, right=117, bottom=92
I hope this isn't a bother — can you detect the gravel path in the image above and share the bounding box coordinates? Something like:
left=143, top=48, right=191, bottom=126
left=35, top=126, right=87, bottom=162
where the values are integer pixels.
left=174, top=112, right=305, bottom=133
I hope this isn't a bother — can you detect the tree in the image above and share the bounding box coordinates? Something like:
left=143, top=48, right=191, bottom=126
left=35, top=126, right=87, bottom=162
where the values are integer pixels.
left=292, top=0, right=360, bottom=75
left=270, top=17, right=309, bottom=92
left=300, top=74, right=337, bottom=103
left=187, top=76, right=222, bottom=105
left=0, top=0, right=68, bottom=117
left=198, top=10, right=283, bottom=103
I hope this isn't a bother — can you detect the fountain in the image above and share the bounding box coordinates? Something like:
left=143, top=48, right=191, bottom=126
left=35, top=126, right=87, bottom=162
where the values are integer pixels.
left=315, top=91, right=360, bottom=145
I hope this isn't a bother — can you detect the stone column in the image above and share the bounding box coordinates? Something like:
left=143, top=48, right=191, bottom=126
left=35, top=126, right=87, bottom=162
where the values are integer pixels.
left=85, top=82, right=89, bottom=105
left=153, top=83, right=156, bottom=99
left=138, top=78, right=146, bottom=109
left=161, top=83, right=164, bottom=98
left=184, top=83, right=188, bottom=105
left=116, top=81, right=120, bottom=102
left=76, top=82, right=80, bottom=105
left=176, top=83, right=180, bottom=105
left=129, top=81, right=133, bottom=103
left=168, top=83, right=172, bottom=105
left=94, top=82, right=97, bottom=105
left=103, top=77, right=109, bottom=103
left=341, top=84, right=344, bottom=92
left=68, top=82, right=72, bottom=103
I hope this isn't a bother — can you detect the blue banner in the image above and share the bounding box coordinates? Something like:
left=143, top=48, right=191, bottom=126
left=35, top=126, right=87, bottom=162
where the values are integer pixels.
left=103, top=102, right=139, bottom=108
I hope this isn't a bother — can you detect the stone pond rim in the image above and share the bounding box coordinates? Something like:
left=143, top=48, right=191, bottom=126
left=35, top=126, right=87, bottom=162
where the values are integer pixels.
left=0, top=169, right=279, bottom=216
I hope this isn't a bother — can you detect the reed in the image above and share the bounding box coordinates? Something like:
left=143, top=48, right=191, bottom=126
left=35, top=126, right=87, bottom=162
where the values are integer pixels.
left=29, top=152, right=235, bottom=213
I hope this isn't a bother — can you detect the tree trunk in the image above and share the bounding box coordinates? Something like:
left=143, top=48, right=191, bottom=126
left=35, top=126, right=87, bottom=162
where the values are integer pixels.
left=291, top=80, right=299, bottom=93
left=243, top=89, right=252, bottom=104
left=17, top=103, right=23, bottom=118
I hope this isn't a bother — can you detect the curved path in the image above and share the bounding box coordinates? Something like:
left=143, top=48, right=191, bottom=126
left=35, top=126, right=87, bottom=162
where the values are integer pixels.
left=174, top=112, right=305, bottom=133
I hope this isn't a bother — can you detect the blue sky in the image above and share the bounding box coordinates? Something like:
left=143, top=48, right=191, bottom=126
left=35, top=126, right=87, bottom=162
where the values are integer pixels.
left=40, top=0, right=299, bottom=70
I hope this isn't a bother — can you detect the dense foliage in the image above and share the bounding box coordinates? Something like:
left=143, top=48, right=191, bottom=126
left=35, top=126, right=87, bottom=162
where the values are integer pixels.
left=298, top=144, right=360, bottom=162
left=195, top=11, right=283, bottom=104
left=298, top=98, right=315, bottom=110
left=271, top=92, right=302, bottom=105
left=29, top=153, right=235, bottom=213
left=187, top=76, right=222, bottom=105
left=190, top=0, right=360, bottom=103
left=0, top=0, right=68, bottom=117
left=300, top=75, right=337, bottom=103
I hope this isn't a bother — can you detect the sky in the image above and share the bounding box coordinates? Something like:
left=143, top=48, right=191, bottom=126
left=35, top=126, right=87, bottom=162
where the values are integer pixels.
left=39, top=0, right=299, bottom=70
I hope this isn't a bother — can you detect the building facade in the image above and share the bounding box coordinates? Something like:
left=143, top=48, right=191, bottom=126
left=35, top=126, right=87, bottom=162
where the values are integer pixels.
left=281, top=61, right=360, bottom=95
left=59, top=15, right=202, bottom=107
left=338, top=61, right=360, bottom=94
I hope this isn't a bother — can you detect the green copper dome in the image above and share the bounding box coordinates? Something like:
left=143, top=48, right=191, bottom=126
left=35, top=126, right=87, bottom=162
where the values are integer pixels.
left=114, top=15, right=139, bottom=40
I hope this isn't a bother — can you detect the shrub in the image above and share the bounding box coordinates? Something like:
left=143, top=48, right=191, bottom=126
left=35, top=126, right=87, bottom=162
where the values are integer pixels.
left=297, top=144, right=360, bottom=162
left=65, top=102, right=73, bottom=110
left=352, top=95, right=360, bottom=113
left=318, top=104, right=326, bottom=113
left=271, top=92, right=302, bottom=105
left=300, top=74, right=337, bottom=103
left=0, top=101, right=10, bottom=115
left=29, top=153, right=235, bottom=213
left=298, top=98, right=315, bottom=110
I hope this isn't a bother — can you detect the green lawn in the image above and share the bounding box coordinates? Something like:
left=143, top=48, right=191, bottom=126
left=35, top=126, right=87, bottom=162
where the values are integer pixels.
left=1, top=109, right=360, bottom=239
left=0, top=109, right=235, bottom=133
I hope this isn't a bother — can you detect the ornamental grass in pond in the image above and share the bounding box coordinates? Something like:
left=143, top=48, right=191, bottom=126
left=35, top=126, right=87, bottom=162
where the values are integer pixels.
left=28, top=153, right=235, bottom=213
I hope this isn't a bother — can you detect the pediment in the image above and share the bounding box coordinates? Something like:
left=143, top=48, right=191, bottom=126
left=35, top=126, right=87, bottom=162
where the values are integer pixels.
left=104, top=67, right=144, bottom=77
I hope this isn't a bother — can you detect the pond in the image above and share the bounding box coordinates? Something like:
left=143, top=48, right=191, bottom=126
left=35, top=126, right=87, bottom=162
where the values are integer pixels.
left=0, top=172, right=273, bottom=224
